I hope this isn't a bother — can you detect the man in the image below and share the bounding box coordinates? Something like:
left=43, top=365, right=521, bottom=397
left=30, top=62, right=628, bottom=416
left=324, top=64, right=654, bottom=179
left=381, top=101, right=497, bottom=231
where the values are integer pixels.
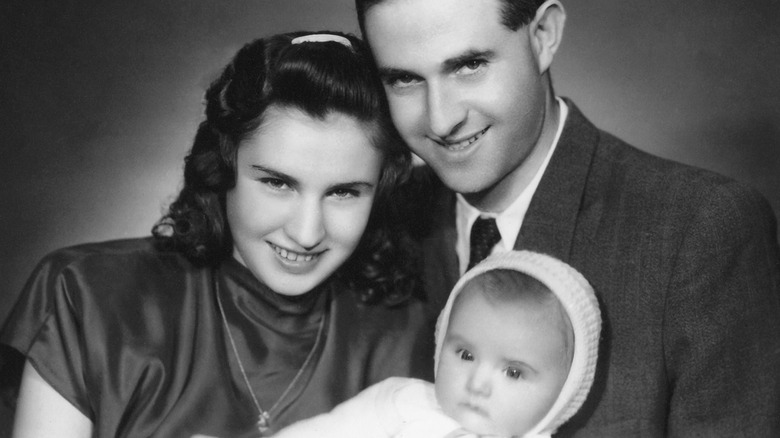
left=355, top=0, right=780, bottom=435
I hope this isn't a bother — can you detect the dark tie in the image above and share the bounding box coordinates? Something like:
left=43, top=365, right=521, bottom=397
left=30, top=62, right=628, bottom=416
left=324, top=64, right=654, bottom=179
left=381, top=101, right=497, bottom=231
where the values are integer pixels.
left=468, top=217, right=501, bottom=270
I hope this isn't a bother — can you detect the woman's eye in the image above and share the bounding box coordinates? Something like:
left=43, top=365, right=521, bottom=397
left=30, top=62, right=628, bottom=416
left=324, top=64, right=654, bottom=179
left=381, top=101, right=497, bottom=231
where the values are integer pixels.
left=387, top=74, right=420, bottom=89
left=457, top=349, right=474, bottom=361
left=260, top=178, right=289, bottom=190
left=330, top=188, right=359, bottom=199
left=504, top=367, right=522, bottom=380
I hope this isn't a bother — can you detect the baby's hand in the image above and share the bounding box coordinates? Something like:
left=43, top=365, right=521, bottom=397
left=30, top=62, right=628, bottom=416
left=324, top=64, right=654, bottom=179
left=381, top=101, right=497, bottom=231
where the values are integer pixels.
left=443, top=430, right=506, bottom=438
left=443, top=429, right=477, bottom=438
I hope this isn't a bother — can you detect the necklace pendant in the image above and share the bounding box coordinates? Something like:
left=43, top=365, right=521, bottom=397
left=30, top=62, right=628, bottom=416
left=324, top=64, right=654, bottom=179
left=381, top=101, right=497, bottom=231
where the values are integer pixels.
left=257, top=411, right=270, bottom=434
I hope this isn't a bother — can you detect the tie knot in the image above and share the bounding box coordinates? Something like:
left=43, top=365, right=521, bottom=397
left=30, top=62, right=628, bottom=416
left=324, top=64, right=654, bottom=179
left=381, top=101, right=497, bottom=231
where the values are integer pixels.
left=468, top=217, right=501, bottom=270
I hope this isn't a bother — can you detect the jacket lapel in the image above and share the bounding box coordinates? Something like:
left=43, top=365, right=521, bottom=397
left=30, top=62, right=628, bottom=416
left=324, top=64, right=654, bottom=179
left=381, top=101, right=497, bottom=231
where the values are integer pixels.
left=515, top=100, right=599, bottom=262
left=419, top=101, right=599, bottom=306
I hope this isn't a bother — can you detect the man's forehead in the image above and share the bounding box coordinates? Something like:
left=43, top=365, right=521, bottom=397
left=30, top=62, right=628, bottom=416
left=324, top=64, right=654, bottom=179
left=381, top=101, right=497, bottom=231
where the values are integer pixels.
left=363, top=0, right=503, bottom=37
left=363, top=0, right=506, bottom=65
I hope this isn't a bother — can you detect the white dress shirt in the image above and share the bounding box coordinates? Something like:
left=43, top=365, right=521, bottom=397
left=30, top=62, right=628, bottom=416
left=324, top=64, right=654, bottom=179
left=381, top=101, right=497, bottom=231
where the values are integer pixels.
left=455, top=98, right=569, bottom=274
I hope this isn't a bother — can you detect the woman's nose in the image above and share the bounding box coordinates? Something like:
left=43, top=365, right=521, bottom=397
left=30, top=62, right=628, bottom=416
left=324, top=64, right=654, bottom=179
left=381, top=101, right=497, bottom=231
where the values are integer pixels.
left=284, top=198, right=325, bottom=250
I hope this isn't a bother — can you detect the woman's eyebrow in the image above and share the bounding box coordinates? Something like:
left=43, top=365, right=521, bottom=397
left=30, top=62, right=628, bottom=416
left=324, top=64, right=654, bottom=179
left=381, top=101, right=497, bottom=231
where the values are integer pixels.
left=252, top=164, right=376, bottom=191
left=250, top=165, right=298, bottom=185
left=377, top=66, right=418, bottom=80
left=328, top=180, right=376, bottom=191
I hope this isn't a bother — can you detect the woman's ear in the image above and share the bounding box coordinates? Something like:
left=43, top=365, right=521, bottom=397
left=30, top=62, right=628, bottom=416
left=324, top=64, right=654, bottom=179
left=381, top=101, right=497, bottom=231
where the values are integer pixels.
left=528, top=0, right=566, bottom=74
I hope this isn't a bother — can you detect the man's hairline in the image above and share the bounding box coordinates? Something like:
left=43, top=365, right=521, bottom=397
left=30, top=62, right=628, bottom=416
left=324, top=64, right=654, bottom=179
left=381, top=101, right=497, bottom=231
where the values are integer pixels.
left=357, top=0, right=537, bottom=36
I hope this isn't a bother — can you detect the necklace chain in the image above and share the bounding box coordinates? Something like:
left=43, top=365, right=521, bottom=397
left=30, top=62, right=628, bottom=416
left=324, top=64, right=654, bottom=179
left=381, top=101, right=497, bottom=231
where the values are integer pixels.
left=215, top=282, right=327, bottom=435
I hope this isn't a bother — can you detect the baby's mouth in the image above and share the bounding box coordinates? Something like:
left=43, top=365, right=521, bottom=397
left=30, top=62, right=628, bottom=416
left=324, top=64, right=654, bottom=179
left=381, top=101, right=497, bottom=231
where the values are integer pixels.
left=460, top=400, right=489, bottom=417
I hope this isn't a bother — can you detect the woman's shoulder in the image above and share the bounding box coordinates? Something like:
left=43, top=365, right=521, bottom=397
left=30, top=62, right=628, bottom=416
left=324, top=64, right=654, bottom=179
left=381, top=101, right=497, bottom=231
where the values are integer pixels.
left=42, top=236, right=179, bottom=265
left=35, top=237, right=202, bottom=282
left=19, top=237, right=210, bottom=321
left=2, top=237, right=211, bottom=359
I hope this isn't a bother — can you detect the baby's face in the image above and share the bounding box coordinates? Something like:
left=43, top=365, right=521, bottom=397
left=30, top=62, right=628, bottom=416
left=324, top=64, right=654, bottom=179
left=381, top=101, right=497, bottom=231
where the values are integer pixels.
left=435, top=283, right=572, bottom=436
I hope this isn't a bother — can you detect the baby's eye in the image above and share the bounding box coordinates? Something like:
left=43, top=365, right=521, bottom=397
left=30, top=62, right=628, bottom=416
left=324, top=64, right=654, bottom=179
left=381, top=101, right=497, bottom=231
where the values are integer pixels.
left=260, top=177, right=290, bottom=191
left=457, top=349, right=474, bottom=361
left=504, top=367, right=523, bottom=380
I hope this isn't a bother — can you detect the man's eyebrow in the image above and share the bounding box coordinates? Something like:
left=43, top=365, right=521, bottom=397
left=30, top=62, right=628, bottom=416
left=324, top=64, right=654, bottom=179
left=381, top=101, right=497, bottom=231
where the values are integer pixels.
left=441, top=49, right=496, bottom=72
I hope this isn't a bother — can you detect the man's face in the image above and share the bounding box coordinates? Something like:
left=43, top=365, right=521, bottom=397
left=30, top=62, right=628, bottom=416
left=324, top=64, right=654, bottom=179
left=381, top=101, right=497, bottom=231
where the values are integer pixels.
left=364, top=0, right=549, bottom=211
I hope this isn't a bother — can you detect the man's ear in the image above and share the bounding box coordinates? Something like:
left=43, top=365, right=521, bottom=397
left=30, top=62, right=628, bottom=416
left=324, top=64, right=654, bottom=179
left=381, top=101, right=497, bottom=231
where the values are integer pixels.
left=528, top=0, right=566, bottom=74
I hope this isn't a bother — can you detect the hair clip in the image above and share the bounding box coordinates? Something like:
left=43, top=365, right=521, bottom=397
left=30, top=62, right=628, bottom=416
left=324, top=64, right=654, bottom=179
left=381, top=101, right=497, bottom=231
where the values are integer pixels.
left=291, top=33, right=353, bottom=50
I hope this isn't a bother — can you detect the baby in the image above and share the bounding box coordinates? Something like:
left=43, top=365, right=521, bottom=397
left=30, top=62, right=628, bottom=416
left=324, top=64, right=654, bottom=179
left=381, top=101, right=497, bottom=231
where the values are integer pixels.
left=274, top=250, right=601, bottom=437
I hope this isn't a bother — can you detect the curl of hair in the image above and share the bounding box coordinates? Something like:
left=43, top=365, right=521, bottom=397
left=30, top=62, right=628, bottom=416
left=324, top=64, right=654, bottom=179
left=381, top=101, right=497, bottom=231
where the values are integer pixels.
left=153, top=31, right=418, bottom=305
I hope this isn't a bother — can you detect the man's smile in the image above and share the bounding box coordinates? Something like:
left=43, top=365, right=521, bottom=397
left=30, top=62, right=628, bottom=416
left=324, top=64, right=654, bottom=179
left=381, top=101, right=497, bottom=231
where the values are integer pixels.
left=432, top=126, right=490, bottom=151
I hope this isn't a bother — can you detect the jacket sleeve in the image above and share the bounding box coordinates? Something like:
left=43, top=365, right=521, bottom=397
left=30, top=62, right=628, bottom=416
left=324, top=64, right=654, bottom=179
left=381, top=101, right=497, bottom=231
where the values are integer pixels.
left=664, top=181, right=780, bottom=436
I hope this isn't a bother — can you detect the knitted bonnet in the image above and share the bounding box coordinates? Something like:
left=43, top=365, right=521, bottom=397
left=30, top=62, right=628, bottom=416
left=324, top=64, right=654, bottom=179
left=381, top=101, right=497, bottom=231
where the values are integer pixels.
left=433, top=250, right=601, bottom=437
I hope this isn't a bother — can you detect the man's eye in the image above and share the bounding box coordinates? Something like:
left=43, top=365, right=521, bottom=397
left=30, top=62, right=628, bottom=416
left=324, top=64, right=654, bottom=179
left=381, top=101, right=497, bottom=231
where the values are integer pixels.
left=504, top=367, right=522, bottom=380
left=465, top=60, right=483, bottom=69
left=457, top=349, right=474, bottom=361
left=458, top=59, right=486, bottom=74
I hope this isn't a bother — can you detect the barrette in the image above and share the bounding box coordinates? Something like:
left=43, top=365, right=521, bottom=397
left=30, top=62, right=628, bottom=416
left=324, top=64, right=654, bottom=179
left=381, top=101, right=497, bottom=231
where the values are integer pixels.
left=291, top=33, right=353, bottom=50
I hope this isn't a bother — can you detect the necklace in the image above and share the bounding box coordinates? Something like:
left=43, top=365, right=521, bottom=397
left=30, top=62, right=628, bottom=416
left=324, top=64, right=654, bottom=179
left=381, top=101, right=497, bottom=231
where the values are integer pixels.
left=215, top=282, right=327, bottom=435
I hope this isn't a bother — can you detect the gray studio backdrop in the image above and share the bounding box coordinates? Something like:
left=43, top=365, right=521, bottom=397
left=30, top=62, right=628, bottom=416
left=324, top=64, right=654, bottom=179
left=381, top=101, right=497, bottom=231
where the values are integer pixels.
left=2, top=0, right=778, bottom=326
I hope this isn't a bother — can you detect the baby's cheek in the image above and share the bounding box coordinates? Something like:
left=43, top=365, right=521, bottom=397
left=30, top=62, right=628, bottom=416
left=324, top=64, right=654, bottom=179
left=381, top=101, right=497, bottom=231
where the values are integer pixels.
left=434, top=362, right=457, bottom=410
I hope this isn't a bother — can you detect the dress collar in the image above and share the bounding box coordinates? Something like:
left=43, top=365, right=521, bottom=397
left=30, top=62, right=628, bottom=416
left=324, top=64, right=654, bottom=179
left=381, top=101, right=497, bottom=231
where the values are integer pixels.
left=219, top=257, right=326, bottom=318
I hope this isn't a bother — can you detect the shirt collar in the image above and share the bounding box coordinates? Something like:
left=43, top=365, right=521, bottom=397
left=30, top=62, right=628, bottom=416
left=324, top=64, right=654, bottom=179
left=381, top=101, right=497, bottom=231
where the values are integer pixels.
left=455, top=97, right=569, bottom=274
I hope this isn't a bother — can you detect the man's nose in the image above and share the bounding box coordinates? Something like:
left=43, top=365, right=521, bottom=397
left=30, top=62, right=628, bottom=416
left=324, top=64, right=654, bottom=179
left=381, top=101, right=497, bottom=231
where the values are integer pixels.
left=426, top=81, right=466, bottom=140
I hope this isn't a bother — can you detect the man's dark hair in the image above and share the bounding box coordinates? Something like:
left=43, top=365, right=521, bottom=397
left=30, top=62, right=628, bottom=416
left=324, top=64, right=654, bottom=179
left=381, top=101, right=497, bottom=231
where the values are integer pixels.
left=355, top=0, right=547, bottom=37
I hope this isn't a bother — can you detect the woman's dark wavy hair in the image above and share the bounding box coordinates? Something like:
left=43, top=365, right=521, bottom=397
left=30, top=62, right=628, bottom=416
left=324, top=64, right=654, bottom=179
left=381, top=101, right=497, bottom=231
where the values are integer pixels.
left=153, top=31, right=418, bottom=305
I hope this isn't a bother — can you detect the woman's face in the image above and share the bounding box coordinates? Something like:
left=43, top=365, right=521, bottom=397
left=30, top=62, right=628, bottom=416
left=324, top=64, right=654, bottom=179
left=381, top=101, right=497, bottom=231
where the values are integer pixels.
left=227, top=106, right=383, bottom=296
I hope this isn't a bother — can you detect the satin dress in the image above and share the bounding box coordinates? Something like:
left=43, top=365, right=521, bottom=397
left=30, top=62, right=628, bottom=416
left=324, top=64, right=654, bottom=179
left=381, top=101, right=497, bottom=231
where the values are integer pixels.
left=1, top=238, right=431, bottom=437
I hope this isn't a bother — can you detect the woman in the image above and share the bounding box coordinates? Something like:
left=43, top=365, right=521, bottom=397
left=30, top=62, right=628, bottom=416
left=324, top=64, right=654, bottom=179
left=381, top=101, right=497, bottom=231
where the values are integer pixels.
left=1, top=31, right=429, bottom=437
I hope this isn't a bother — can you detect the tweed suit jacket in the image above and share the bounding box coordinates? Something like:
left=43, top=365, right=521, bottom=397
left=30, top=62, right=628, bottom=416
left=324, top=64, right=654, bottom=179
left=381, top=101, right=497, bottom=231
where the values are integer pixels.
left=410, top=100, right=780, bottom=437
